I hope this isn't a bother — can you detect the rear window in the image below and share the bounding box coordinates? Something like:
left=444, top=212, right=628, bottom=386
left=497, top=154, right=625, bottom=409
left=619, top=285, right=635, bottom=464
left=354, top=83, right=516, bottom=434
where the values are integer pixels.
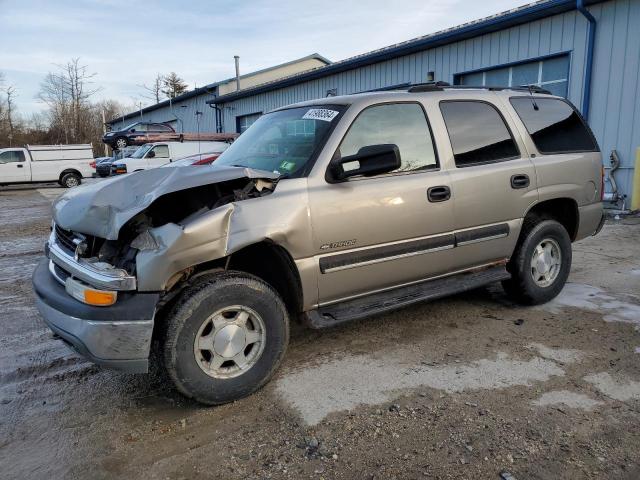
left=440, top=101, right=519, bottom=167
left=509, top=97, right=598, bottom=154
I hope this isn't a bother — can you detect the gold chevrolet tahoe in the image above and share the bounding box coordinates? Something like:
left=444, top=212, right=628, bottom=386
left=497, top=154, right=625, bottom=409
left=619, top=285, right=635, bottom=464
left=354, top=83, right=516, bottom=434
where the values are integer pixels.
left=33, top=85, right=605, bottom=404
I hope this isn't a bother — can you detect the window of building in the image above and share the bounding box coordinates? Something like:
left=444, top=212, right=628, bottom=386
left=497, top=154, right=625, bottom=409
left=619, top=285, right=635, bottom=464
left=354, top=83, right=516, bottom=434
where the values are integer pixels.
left=456, top=55, right=570, bottom=97
left=151, top=145, right=170, bottom=158
left=509, top=97, right=598, bottom=154
left=336, top=103, right=438, bottom=174
left=0, top=151, right=25, bottom=163
left=236, top=112, right=262, bottom=134
left=440, top=101, right=519, bottom=167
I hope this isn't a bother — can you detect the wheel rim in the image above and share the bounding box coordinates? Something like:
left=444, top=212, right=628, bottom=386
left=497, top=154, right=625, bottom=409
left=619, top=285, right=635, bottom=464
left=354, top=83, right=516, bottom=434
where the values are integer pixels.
left=66, top=176, right=79, bottom=187
left=193, top=305, right=266, bottom=379
left=116, top=139, right=127, bottom=148
left=530, top=238, right=562, bottom=287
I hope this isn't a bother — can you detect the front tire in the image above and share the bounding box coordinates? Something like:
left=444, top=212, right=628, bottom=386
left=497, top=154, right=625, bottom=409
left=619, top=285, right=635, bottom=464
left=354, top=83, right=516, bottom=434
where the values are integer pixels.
left=60, top=172, right=81, bottom=188
left=502, top=219, right=572, bottom=305
left=163, top=271, right=290, bottom=405
left=114, top=137, right=128, bottom=149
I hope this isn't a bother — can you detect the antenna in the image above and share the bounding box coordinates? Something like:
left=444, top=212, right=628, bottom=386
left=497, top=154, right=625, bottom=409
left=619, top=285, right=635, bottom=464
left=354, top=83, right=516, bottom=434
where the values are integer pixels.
left=527, top=84, right=539, bottom=111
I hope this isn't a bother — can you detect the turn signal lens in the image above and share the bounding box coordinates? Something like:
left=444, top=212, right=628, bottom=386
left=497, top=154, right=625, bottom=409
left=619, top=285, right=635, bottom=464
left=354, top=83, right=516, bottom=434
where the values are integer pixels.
left=84, top=290, right=117, bottom=306
left=65, top=277, right=117, bottom=306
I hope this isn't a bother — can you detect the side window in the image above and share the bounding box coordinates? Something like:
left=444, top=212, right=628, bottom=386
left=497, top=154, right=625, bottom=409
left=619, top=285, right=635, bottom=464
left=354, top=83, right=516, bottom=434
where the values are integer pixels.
left=440, top=101, right=519, bottom=167
left=0, top=151, right=25, bottom=164
left=509, top=97, right=598, bottom=154
left=336, top=103, right=438, bottom=174
left=132, top=123, right=145, bottom=132
left=152, top=145, right=170, bottom=158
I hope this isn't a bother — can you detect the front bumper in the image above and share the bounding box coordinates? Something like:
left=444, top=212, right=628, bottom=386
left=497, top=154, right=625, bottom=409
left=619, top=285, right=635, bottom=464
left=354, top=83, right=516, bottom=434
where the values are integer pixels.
left=32, top=258, right=159, bottom=373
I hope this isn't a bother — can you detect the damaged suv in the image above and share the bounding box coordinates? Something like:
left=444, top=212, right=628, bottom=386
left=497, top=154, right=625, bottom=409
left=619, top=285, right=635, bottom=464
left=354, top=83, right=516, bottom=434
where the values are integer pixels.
left=33, top=85, right=605, bottom=404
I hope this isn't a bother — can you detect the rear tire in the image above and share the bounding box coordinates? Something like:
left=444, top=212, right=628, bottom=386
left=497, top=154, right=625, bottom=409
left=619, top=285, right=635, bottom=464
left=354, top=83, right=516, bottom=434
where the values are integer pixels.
left=60, top=172, right=81, bottom=188
left=163, top=271, right=290, bottom=405
left=502, top=219, right=572, bottom=305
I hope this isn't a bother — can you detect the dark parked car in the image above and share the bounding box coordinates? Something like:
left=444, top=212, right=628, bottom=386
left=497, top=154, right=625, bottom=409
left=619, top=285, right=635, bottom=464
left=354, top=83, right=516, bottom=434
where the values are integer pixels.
left=102, top=122, right=175, bottom=150
left=94, top=146, right=138, bottom=177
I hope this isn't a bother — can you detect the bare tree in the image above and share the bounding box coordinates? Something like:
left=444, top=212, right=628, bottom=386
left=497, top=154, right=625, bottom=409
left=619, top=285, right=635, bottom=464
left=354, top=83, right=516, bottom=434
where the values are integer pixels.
left=4, top=85, right=17, bottom=145
left=162, top=72, right=188, bottom=99
left=140, top=73, right=164, bottom=103
left=37, top=58, right=101, bottom=143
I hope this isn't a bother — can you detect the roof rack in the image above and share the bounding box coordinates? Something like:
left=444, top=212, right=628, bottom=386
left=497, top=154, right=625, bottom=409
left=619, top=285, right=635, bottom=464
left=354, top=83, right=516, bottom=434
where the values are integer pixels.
left=407, top=82, right=551, bottom=95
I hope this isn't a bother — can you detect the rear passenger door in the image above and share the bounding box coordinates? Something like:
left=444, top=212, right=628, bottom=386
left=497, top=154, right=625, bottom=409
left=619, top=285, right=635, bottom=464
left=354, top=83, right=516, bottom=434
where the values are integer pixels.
left=439, top=99, right=537, bottom=270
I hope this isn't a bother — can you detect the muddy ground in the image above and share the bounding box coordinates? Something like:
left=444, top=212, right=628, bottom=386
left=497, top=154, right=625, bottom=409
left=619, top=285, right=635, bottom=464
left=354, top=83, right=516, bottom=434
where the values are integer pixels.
left=1, top=184, right=639, bottom=480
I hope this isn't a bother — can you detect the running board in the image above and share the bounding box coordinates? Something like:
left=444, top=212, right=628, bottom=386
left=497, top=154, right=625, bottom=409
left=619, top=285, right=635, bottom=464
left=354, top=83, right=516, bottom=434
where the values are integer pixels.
left=306, top=264, right=510, bottom=329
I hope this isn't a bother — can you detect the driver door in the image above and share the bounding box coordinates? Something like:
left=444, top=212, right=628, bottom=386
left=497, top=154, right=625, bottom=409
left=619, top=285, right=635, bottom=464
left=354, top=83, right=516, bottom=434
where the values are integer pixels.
left=0, top=150, right=30, bottom=182
left=309, top=102, right=456, bottom=304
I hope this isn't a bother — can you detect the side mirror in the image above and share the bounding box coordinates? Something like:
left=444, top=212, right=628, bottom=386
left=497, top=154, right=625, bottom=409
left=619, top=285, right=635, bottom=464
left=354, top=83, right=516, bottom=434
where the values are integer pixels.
left=328, top=144, right=401, bottom=182
left=130, top=128, right=136, bottom=133
left=147, top=150, right=156, bottom=158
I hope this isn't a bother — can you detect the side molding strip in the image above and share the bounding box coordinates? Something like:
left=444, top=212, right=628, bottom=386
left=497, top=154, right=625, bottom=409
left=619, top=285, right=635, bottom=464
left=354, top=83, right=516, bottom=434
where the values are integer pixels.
left=319, top=223, right=510, bottom=274
left=319, top=234, right=455, bottom=274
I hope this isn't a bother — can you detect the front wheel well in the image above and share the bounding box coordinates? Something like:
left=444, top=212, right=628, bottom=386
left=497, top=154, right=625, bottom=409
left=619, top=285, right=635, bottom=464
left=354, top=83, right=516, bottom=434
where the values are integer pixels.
left=225, top=242, right=303, bottom=318
left=524, top=198, right=579, bottom=241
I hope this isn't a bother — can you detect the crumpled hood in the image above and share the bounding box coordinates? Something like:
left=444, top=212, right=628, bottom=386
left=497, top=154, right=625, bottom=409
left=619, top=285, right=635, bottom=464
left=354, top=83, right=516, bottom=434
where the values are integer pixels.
left=53, top=165, right=278, bottom=240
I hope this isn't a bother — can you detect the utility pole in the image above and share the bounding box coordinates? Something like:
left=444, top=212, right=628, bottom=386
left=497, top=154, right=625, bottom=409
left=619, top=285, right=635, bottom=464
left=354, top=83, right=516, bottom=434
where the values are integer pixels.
left=101, top=108, right=108, bottom=156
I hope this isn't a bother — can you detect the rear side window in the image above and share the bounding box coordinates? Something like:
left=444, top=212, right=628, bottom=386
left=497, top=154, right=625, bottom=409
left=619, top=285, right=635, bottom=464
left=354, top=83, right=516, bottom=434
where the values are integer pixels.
left=509, top=97, right=598, bottom=153
left=440, top=101, right=519, bottom=167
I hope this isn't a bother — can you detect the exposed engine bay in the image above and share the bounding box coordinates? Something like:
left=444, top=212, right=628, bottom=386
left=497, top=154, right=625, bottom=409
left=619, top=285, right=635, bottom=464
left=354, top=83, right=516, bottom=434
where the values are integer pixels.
left=52, top=166, right=279, bottom=280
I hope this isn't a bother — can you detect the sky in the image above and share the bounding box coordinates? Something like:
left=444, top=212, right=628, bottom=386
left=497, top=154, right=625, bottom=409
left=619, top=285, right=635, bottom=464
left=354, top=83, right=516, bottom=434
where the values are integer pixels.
left=0, top=0, right=528, bottom=117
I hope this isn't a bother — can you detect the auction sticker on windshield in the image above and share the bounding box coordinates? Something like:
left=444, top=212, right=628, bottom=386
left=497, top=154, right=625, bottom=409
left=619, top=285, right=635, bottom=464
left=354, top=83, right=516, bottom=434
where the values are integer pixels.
left=302, top=108, right=339, bottom=122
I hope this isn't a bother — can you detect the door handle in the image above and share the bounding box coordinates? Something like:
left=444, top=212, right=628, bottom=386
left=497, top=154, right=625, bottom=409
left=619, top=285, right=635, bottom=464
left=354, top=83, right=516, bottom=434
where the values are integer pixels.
left=17, top=164, right=23, bottom=168
left=510, top=174, right=530, bottom=189
left=427, top=185, right=451, bottom=202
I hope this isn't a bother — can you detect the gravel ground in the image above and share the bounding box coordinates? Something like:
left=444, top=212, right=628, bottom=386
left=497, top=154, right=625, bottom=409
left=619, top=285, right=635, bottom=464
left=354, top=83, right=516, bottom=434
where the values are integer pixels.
left=0, top=184, right=639, bottom=480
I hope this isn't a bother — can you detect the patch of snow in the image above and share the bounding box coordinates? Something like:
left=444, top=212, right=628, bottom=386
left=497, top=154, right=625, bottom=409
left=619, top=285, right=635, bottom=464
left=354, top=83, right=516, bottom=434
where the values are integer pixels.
left=277, top=352, right=566, bottom=425
left=528, top=343, right=584, bottom=364
left=532, top=390, right=602, bottom=410
left=584, top=372, right=640, bottom=402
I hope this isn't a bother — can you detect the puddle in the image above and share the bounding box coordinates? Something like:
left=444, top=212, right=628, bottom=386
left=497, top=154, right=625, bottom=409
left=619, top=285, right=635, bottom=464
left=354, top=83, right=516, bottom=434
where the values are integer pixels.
left=584, top=372, right=640, bottom=402
left=276, top=351, right=565, bottom=425
left=540, top=283, right=640, bottom=330
left=532, top=390, right=602, bottom=410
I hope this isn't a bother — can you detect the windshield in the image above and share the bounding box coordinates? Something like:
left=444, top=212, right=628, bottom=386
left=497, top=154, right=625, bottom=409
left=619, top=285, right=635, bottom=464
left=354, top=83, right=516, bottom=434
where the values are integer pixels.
left=215, top=105, right=345, bottom=177
left=121, top=122, right=139, bottom=131
left=130, top=144, right=153, bottom=159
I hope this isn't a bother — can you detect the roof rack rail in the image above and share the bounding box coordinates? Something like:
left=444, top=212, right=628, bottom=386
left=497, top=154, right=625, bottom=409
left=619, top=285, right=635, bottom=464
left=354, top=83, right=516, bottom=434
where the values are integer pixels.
left=407, top=81, right=451, bottom=92
left=406, top=82, right=552, bottom=95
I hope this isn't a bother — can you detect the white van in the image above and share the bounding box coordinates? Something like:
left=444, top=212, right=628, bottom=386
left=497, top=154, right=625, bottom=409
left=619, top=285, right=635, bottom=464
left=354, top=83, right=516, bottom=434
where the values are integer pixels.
left=0, top=144, right=94, bottom=188
left=111, top=141, right=229, bottom=174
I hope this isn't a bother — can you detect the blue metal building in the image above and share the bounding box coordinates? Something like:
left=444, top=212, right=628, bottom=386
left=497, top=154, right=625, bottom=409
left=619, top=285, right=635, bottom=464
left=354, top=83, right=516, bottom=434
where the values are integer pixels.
left=209, top=0, right=640, bottom=206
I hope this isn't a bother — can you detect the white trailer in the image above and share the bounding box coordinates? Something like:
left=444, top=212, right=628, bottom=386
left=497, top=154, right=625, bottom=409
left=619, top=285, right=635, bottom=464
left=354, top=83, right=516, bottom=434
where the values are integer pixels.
left=0, top=144, right=95, bottom=188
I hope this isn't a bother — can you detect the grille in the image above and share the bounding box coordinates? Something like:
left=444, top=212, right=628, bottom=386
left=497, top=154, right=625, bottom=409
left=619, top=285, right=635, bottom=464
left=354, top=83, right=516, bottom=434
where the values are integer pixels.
left=54, top=224, right=78, bottom=254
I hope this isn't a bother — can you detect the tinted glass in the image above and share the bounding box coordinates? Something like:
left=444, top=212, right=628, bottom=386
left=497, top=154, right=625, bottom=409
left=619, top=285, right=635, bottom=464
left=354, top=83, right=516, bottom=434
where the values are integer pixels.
left=440, top=101, right=519, bottom=166
left=510, top=97, right=598, bottom=153
left=337, top=103, right=437, bottom=174
left=0, top=151, right=25, bottom=163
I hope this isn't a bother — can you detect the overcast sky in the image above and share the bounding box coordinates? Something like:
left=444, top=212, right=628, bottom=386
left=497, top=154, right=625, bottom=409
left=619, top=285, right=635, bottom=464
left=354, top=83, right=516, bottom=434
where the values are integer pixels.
left=1, top=0, right=527, bottom=116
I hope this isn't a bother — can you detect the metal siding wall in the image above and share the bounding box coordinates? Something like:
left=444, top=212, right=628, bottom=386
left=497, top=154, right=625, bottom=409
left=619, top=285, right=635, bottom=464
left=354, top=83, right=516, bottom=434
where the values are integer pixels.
left=219, top=0, right=638, bottom=200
